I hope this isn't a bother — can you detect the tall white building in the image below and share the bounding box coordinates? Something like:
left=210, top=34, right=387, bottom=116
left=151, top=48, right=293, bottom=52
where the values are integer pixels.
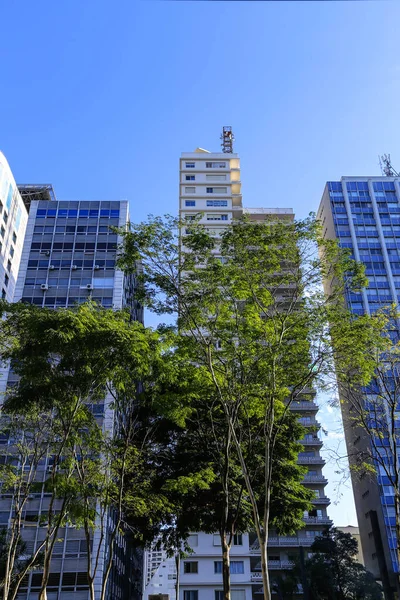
left=0, top=152, right=29, bottom=302
left=143, top=132, right=332, bottom=600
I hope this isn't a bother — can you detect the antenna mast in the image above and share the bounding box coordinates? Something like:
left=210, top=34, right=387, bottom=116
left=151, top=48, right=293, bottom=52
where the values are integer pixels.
left=221, top=126, right=234, bottom=153
left=379, top=154, right=399, bottom=177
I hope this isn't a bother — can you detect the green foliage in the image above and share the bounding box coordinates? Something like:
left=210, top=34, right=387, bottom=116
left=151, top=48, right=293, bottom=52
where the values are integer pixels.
left=116, top=214, right=377, bottom=600
left=0, top=528, right=43, bottom=599
left=298, top=527, right=382, bottom=600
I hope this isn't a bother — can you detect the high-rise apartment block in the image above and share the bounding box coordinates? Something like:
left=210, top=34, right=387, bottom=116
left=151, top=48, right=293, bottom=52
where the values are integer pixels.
left=318, top=176, right=400, bottom=597
left=0, top=153, right=29, bottom=302
left=143, top=138, right=332, bottom=600
left=0, top=153, right=142, bottom=600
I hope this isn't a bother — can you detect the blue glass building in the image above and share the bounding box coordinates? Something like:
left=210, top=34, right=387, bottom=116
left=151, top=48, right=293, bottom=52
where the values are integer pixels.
left=318, top=177, right=400, bottom=599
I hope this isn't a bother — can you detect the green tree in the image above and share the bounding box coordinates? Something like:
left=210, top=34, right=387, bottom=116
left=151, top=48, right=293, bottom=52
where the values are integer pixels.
left=0, top=527, right=43, bottom=599
left=301, top=527, right=382, bottom=600
left=117, top=215, right=376, bottom=600
left=332, top=305, right=400, bottom=587
left=0, top=301, right=172, bottom=600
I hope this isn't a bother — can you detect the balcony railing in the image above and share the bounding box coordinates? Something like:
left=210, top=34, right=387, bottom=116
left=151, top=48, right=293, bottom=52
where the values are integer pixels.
left=291, top=401, right=318, bottom=411
left=313, top=496, right=330, bottom=505
left=297, top=456, right=325, bottom=465
left=303, top=475, right=327, bottom=483
left=303, top=516, right=332, bottom=525
left=250, top=537, right=315, bottom=552
left=251, top=561, right=294, bottom=575
left=298, top=419, right=320, bottom=428
left=300, top=437, right=323, bottom=446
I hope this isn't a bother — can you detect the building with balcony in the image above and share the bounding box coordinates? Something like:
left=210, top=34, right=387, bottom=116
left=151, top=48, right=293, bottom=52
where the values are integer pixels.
left=318, top=176, right=400, bottom=598
left=142, top=136, right=332, bottom=600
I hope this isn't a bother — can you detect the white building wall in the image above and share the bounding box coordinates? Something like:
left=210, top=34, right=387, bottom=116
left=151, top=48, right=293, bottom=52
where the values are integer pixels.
left=0, top=152, right=29, bottom=302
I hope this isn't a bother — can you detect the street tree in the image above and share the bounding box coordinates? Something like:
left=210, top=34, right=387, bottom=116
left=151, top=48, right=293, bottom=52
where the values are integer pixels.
left=301, top=527, right=382, bottom=600
left=116, top=215, right=378, bottom=600
left=0, top=301, right=170, bottom=600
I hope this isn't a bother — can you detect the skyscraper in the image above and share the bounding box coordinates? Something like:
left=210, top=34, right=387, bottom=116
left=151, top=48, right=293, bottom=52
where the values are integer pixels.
left=0, top=153, right=142, bottom=600
left=318, top=176, right=400, bottom=597
left=143, top=134, right=332, bottom=600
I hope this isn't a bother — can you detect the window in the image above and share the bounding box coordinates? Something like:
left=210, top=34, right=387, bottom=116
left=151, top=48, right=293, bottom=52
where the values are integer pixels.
left=185, top=163, right=195, bottom=169
left=214, top=561, right=223, bottom=574
left=7, top=260, right=11, bottom=272
left=184, top=562, right=198, bottom=574
left=4, top=274, right=9, bottom=287
left=215, top=591, right=224, bottom=600
left=1, top=289, right=6, bottom=299
left=12, top=232, right=17, bottom=244
left=213, top=534, right=222, bottom=546
left=184, top=592, right=198, bottom=600
left=9, top=246, right=14, bottom=258
left=206, top=187, right=227, bottom=194
left=230, top=562, right=244, bottom=574
left=207, top=201, right=228, bottom=207
left=0, top=226, right=4, bottom=238
left=185, top=201, right=196, bottom=207
left=185, top=187, right=196, bottom=194
left=206, top=162, right=226, bottom=168
left=206, top=175, right=227, bottom=181
left=231, top=591, right=245, bottom=600
left=206, top=214, right=228, bottom=221
left=187, top=534, right=198, bottom=547
left=186, top=175, right=195, bottom=181
left=233, top=534, right=243, bottom=546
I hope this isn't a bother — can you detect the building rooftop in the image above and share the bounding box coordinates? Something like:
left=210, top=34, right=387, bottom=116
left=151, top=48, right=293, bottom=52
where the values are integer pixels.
left=17, top=184, right=56, bottom=210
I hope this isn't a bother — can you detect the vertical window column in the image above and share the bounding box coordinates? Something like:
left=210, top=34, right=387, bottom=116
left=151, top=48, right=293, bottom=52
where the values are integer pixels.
left=341, top=181, right=370, bottom=314
left=367, top=180, right=398, bottom=307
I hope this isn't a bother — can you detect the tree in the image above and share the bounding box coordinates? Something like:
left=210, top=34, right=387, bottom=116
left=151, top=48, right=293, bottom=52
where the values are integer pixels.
left=300, top=527, right=382, bottom=600
left=332, top=304, right=400, bottom=592
left=0, top=301, right=175, bottom=600
left=116, top=215, right=374, bottom=600
left=0, top=526, right=43, bottom=599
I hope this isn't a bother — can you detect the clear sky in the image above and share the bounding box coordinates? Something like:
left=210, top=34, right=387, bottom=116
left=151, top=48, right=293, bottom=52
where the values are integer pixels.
left=2, top=0, right=400, bottom=528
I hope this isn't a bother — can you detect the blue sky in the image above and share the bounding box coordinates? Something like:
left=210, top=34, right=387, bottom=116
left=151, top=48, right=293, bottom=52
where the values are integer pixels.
left=2, top=0, right=400, bottom=527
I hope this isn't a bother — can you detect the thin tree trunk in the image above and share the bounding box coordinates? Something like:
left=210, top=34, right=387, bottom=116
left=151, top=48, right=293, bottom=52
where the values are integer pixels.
left=259, top=537, right=270, bottom=600
left=175, top=554, right=180, bottom=600
left=221, top=533, right=231, bottom=600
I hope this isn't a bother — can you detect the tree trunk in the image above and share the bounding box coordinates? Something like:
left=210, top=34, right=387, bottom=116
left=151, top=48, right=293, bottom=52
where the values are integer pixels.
left=89, top=579, right=95, bottom=600
left=221, top=533, right=231, bottom=600
left=175, top=553, right=180, bottom=600
left=259, top=537, right=271, bottom=600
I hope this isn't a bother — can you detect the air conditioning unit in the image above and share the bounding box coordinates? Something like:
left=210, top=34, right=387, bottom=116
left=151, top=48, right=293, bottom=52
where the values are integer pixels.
left=94, top=265, right=100, bottom=270
left=72, top=265, right=78, bottom=270
left=40, top=284, right=48, bottom=291
left=49, top=265, right=55, bottom=270
left=86, top=284, right=93, bottom=290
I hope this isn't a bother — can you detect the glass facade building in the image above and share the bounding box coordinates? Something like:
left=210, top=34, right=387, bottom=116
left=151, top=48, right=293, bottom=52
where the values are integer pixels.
left=0, top=184, right=142, bottom=599
left=318, top=176, right=400, bottom=597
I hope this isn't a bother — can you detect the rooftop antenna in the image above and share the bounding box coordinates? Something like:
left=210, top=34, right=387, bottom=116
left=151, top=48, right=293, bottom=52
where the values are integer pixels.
left=221, top=126, right=234, bottom=153
left=379, top=154, right=399, bottom=177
